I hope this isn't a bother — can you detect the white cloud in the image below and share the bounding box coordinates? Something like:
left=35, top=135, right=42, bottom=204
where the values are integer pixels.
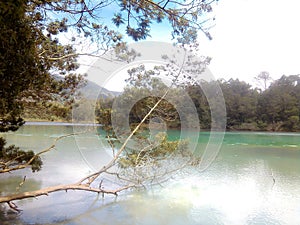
left=200, top=0, right=300, bottom=84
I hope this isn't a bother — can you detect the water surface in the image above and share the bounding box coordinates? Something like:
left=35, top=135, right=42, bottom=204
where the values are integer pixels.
left=1, top=124, right=300, bottom=224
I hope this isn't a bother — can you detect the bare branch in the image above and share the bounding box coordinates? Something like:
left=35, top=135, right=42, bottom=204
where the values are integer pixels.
left=1, top=183, right=135, bottom=204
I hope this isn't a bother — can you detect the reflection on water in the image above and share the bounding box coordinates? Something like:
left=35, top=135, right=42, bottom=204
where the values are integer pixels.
left=0, top=176, right=42, bottom=195
left=0, top=124, right=300, bottom=224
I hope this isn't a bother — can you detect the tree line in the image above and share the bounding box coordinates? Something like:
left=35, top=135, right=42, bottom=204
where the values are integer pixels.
left=219, top=74, right=300, bottom=131
left=96, top=73, right=300, bottom=132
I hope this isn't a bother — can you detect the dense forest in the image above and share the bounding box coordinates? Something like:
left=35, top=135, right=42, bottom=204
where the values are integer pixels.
left=218, top=74, right=300, bottom=131
left=95, top=74, right=300, bottom=132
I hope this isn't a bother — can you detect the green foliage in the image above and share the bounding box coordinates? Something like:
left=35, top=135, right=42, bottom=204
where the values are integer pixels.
left=112, top=0, right=214, bottom=42
left=0, top=0, right=85, bottom=171
left=96, top=98, right=114, bottom=134
left=257, top=75, right=300, bottom=131
left=187, top=75, right=299, bottom=132
left=217, top=75, right=300, bottom=131
left=219, top=79, right=258, bottom=128
left=284, top=116, right=299, bottom=131
left=22, top=101, right=72, bottom=122
left=186, top=84, right=211, bottom=129
left=98, top=72, right=300, bottom=132
left=0, top=0, right=40, bottom=130
left=0, top=137, right=42, bottom=172
left=118, top=133, right=190, bottom=168
left=0, top=0, right=86, bottom=130
left=96, top=65, right=180, bottom=128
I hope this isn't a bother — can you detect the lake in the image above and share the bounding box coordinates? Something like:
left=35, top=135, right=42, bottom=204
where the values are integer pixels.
left=1, top=123, right=300, bottom=225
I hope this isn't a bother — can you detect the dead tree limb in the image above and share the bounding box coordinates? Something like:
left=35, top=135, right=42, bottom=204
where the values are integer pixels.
left=1, top=183, right=135, bottom=203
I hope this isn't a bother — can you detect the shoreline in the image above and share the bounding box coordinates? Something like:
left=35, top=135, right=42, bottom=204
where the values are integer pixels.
left=23, top=121, right=300, bottom=134
left=24, top=121, right=102, bottom=126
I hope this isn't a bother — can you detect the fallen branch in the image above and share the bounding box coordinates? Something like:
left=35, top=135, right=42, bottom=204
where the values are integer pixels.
left=1, top=183, right=135, bottom=204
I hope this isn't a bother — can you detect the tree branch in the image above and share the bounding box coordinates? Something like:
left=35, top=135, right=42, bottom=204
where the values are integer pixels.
left=1, top=183, right=135, bottom=204
left=0, top=133, right=78, bottom=174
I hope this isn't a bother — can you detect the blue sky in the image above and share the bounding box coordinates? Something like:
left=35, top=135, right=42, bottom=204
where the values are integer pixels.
left=74, top=0, right=300, bottom=91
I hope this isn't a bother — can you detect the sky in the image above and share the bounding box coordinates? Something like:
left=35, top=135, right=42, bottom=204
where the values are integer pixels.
left=203, top=0, right=300, bottom=84
left=77, top=0, right=300, bottom=91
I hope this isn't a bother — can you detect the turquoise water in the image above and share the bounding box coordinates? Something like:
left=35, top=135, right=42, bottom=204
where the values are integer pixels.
left=166, top=130, right=300, bottom=148
left=0, top=124, right=300, bottom=224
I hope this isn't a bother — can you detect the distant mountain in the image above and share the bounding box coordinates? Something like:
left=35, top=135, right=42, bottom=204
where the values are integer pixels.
left=79, top=80, right=121, bottom=99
